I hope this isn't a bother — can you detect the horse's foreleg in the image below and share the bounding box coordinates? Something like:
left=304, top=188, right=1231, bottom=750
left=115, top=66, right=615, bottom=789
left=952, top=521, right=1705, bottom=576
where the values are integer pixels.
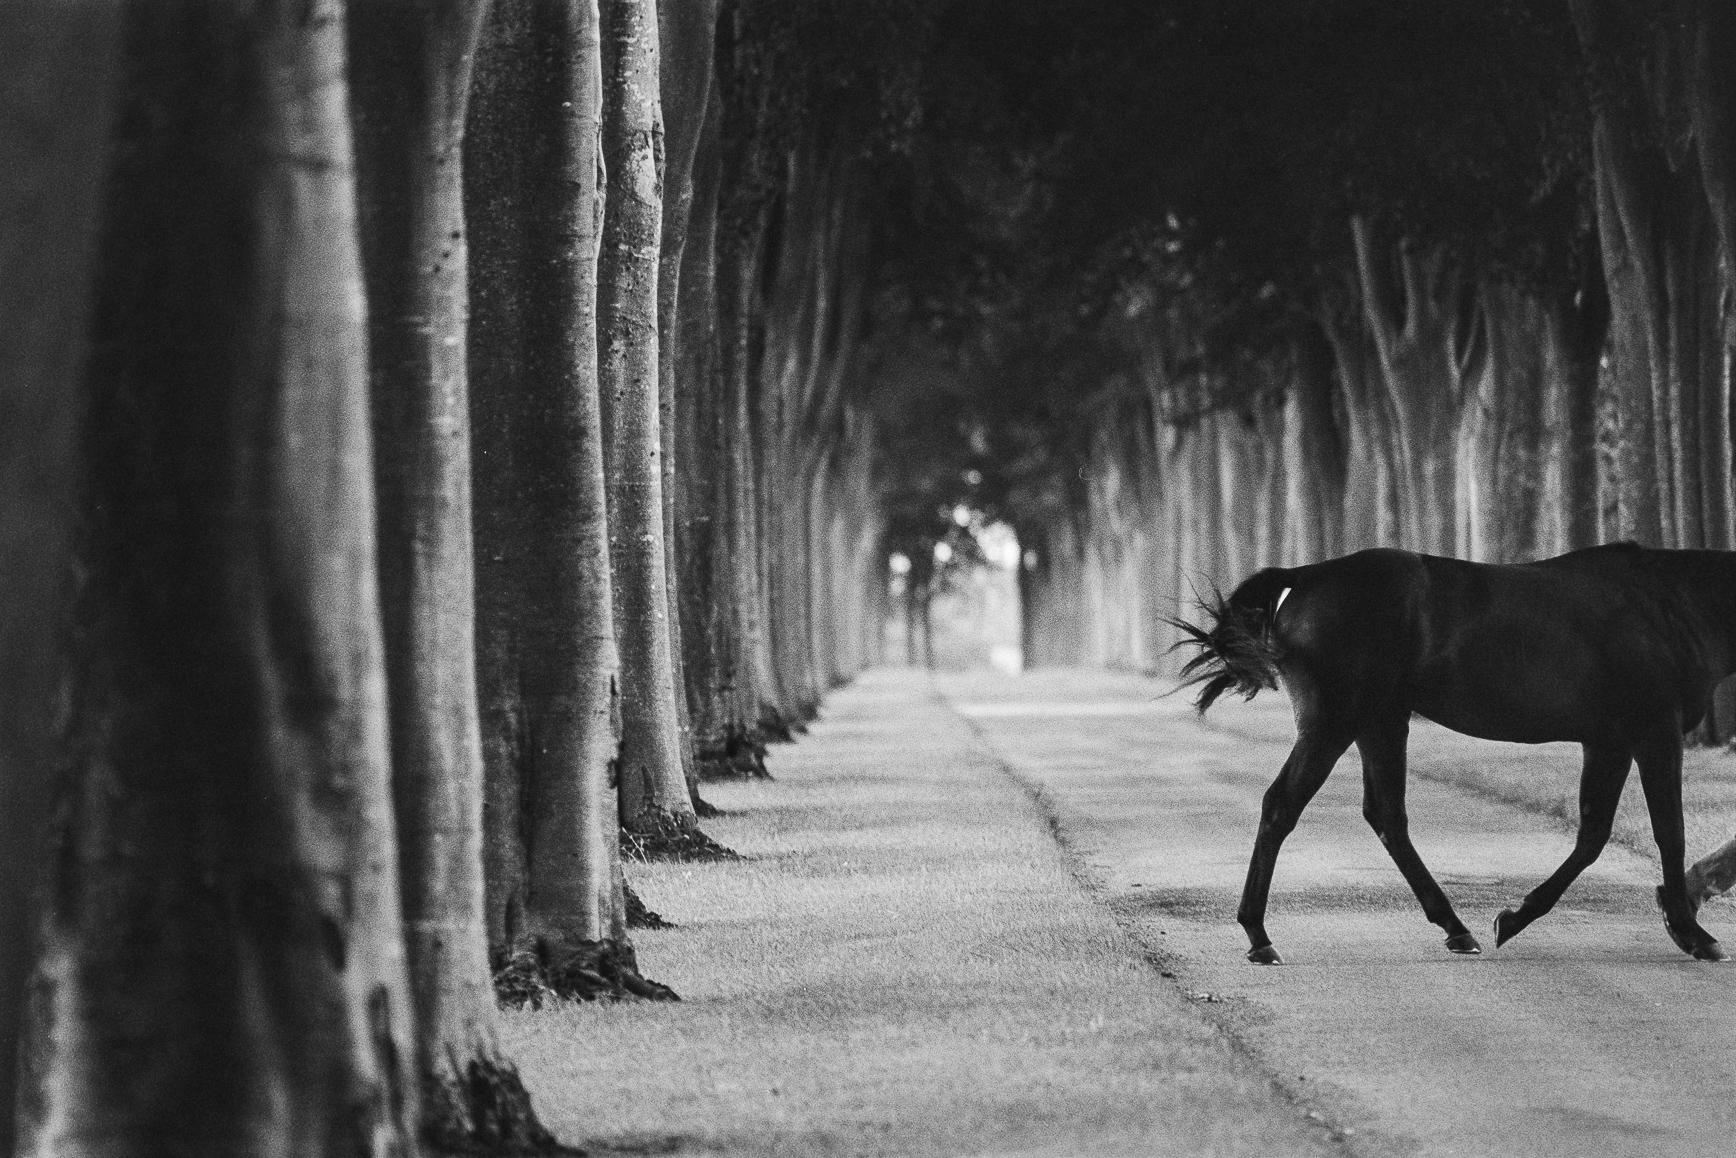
left=1494, top=744, right=1629, bottom=948
left=1636, top=734, right=1727, bottom=961
left=1237, top=728, right=1351, bottom=965
left=1357, top=723, right=1477, bottom=954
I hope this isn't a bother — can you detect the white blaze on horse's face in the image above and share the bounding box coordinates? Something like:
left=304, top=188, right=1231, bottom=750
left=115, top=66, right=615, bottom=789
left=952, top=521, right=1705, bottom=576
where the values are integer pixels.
left=1274, top=586, right=1292, bottom=617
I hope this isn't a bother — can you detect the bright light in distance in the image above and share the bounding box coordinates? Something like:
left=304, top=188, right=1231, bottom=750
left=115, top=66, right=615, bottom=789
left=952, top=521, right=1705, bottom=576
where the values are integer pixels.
left=889, top=552, right=911, bottom=575
left=933, top=541, right=954, bottom=564
left=974, top=521, right=1020, bottom=570
left=951, top=504, right=972, bottom=527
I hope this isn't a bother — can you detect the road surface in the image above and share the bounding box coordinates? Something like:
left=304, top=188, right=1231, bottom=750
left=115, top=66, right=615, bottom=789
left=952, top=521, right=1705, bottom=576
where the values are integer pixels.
left=937, top=668, right=1736, bottom=1158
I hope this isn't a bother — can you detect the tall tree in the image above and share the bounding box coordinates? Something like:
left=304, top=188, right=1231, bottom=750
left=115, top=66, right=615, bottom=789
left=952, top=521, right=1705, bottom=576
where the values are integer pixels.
left=599, top=0, right=713, bottom=851
left=17, top=1, right=420, bottom=1150
left=0, top=5, right=123, bottom=1150
left=348, top=0, right=563, bottom=1148
left=656, top=0, right=723, bottom=808
left=466, top=0, right=674, bottom=1000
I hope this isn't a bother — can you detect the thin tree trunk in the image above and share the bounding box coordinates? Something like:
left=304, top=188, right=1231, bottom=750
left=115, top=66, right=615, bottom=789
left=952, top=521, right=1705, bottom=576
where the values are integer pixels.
left=0, top=7, right=122, bottom=1150
left=675, top=95, right=746, bottom=778
left=657, top=0, right=722, bottom=807
left=1573, top=0, right=1673, bottom=546
left=20, top=3, right=420, bottom=1150
left=1285, top=322, right=1346, bottom=562
left=348, top=0, right=564, bottom=1149
left=601, top=0, right=715, bottom=851
left=1538, top=259, right=1608, bottom=554
left=466, top=0, right=672, bottom=1002
left=721, top=211, right=780, bottom=738
left=1689, top=0, right=1736, bottom=555
left=1322, top=309, right=1398, bottom=552
left=1351, top=219, right=1483, bottom=556
left=714, top=3, right=783, bottom=750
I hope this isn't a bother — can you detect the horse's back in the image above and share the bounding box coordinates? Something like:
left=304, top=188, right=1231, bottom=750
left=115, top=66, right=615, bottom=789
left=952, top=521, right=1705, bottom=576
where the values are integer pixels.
left=1270, top=546, right=1708, bottom=744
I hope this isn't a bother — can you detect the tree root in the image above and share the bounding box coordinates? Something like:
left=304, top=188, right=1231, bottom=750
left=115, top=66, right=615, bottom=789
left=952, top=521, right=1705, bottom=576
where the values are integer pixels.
left=624, top=880, right=673, bottom=930
left=756, top=709, right=795, bottom=744
left=619, top=821, right=741, bottom=863
left=697, top=729, right=772, bottom=780
left=424, top=1053, right=579, bottom=1156
left=492, top=937, right=679, bottom=1008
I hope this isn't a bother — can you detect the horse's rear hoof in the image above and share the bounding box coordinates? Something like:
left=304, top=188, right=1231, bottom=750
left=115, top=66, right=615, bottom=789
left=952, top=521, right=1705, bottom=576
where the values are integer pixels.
left=1445, top=931, right=1481, bottom=955
left=1246, top=944, right=1283, bottom=966
left=1656, top=886, right=1719, bottom=957
left=1493, top=909, right=1524, bottom=947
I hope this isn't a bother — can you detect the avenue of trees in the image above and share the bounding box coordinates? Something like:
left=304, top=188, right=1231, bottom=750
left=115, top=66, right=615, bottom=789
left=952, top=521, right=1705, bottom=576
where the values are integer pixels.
left=0, top=0, right=904, bottom=1152
left=9, top=0, right=1736, bottom=1153
left=845, top=2, right=1736, bottom=754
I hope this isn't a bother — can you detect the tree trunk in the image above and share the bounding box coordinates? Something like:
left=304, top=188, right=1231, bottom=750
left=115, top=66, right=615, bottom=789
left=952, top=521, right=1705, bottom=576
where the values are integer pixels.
left=1573, top=0, right=1676, bottom=546
left=674, top=95, right=748, bottom=778
left=656, top=0, right=722, bottom=807
left=1284, top=322, right=1346, bottom=563
left=600, top=0, right=712, bottom=850
left=20, top=3, right=420, bottom=1151
left=1322, top=309, right=1398, bottom=552
left=0, top=7, right=122, bottom=1150
left=348, top=0, right=566, bottom=1149
left=466, top=0, right=672, bottom=1002
left=719, top=206, right=779, bottom=737
left=1351, top=218, right=1483, bottom=555
left=1537, top=260, right=1608, bottom=555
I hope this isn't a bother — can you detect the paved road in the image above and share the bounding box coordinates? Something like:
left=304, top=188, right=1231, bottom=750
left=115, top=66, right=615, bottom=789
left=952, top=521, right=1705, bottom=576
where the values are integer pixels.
left=937, top=668, right=1736, bottom=1158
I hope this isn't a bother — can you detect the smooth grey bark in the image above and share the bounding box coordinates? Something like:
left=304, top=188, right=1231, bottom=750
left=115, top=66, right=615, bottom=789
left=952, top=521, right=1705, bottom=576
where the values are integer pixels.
left=1283, top=322, right=1346, bottom=563
left=600, top=0, right=704, bottom=842
left=673, top=92, right=743, bottom=776
left=467, top=0, right=671, bottom=1001
left=1351, top=218, right=1487, bottom=556
left=656, top=0, right=722, bottom=803
left=20, top=2, right=420, bottom=1151
left=349, top=0, right=562, bottom=1148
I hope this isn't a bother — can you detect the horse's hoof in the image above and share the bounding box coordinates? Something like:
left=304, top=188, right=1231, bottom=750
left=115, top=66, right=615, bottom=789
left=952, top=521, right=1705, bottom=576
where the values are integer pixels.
left=1246, top=944, right=1283, bottom=966
left=1493, top=909, right=1523, bottom=948
left=1656, top=887, right=1700, bottom=955
left=1445, top=931, right=1481, bottom=955
left=1692, top=940, right=1728, bottom=962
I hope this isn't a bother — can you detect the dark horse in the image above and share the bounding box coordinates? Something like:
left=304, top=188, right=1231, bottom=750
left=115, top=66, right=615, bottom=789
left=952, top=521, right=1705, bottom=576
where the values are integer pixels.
left=1173, top=543, right=1733, bottom=965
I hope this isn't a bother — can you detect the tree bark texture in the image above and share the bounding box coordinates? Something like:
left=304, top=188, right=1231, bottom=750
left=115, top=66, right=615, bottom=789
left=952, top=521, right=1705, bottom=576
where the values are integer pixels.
left=466, top=0, right=667, bottom=1001
left=1283, top=324, right=1347, bottom=564
left=673, top=94, right=747, bottom=776
left=1351, top=219, right=1487, bottom=556
left=20, top=3, right=420, bottom=1152
left=714, top=4, right=785, bottom=743
left=656, top=0, right=722, bottom=804
left=600, top=0, right=700, bottom=841
left=0, top=6, right=122, bottom=1150
left=348, top=0, right=561, bottom=1148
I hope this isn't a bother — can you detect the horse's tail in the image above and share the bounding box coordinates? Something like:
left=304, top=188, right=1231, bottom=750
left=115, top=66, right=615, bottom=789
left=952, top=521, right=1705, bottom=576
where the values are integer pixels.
left=1166, top=567, right=1293, bottom=713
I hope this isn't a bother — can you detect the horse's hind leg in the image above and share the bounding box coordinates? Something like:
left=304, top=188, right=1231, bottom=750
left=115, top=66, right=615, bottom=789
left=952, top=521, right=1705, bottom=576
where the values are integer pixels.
left=1685, top=833, right=1736, bottom=914
left=1238, top=725, right=1353, bottom=965
left=1636, top=733, right=1727, bottom=961
left=1357, top=719, right=1478, bottom=954
left=1493, top=744, right=1629, bottom=948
